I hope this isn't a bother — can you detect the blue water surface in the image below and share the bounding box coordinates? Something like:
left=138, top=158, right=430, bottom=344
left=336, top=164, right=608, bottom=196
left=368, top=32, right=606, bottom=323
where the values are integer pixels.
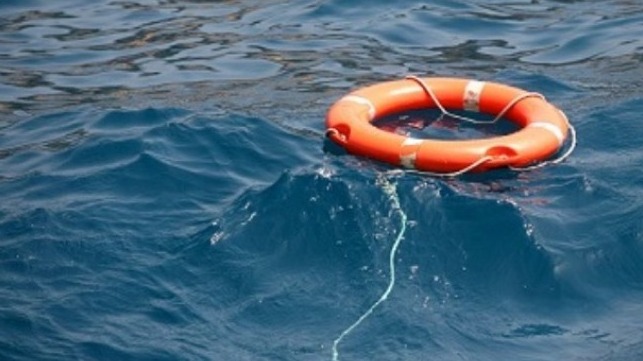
left=1, top=1, right=643, bottom=360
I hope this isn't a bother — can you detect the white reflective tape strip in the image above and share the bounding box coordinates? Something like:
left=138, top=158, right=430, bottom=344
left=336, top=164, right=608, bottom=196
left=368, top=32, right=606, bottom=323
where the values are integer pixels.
left=463, top=80, right=485, bottom=112
left=400, top=153, right=417, bottom=169
left=528, top=122, right=565, bottom=145
left=402, top=137, right=424, bottom=146
left=340, top=95, right=376, bottom=120
left=400, top=138, right=423, bottom=169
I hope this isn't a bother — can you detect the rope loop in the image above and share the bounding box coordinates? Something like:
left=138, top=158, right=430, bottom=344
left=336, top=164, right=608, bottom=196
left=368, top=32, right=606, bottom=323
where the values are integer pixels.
left=402, top=75, right=576, bottom=175
left=325, top=127, right=340, bottom=138
left=405, top=75, right=545, bottom=125
left=325, top=127, right=347, bottom=144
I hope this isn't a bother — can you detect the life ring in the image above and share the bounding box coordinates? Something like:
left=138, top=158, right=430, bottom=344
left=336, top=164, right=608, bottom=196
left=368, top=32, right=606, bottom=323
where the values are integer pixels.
left=325, top=77, right=571, bottom=174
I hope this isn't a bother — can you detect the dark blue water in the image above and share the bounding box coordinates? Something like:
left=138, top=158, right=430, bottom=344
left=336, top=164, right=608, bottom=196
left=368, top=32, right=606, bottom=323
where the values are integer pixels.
left=2, top=1, right=643, bottom=360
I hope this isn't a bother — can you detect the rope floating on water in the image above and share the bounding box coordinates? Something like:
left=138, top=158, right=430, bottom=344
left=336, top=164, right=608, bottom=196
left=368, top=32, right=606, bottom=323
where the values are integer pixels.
left=331, top=175, right=408, bottom=361
left=328, top=78, right=579, bottom=357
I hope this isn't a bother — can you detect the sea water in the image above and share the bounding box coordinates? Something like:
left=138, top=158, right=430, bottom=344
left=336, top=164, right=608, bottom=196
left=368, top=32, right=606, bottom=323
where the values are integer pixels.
left=1, top=1, right=642, bottom=360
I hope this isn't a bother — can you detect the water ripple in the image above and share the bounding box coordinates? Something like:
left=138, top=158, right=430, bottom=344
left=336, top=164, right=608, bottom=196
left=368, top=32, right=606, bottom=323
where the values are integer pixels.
left=2, top=1, right=643, bottom=360
left=2, top=0, right=641, bottom=119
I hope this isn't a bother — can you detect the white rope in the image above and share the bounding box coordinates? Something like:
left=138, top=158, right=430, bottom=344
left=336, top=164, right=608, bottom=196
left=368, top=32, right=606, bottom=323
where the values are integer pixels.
left=405, top=75, right=545, bottom=125
left=327, top=77, right=577, bottom=360
left=404, top=75, right=576, bottom=174
left=331, top=176, right=407, bottom=361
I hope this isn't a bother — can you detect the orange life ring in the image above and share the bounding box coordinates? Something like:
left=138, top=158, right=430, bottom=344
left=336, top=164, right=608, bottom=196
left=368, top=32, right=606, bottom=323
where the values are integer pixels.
left=325, top=77, right=570, bottom=174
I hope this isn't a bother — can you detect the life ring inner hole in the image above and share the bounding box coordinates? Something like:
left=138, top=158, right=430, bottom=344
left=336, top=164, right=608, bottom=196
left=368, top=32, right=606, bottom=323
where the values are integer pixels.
left=373, top=108, right=520, bottom=141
